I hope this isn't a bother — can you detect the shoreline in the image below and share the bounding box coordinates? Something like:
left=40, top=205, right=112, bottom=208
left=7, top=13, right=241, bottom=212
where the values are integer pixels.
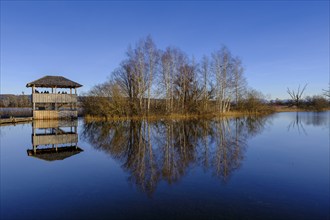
left=83, top=111, right=274, bottom=122
left=1, top=108, right=329, bottom=125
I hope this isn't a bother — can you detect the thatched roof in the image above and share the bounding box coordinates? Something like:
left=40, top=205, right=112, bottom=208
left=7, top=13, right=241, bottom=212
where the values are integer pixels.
left=26, top=76, right=82, bottom=88
left=27, top=146, right=83, bottom=161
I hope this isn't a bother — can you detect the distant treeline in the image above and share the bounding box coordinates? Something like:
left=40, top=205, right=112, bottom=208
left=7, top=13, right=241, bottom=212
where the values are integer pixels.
left=270, top=95, right=329, bottom=111
left=0, top=94, right=31, bottom=107
left=82, top=36, right=273, bottom=118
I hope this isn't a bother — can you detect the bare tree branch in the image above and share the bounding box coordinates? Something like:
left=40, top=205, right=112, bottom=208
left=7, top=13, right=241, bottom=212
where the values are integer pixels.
left=287, top=84, right=307, bottom=107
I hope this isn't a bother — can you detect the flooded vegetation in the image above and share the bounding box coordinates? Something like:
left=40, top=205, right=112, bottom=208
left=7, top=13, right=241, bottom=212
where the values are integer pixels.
left=1, top=112, right=329, bottom=219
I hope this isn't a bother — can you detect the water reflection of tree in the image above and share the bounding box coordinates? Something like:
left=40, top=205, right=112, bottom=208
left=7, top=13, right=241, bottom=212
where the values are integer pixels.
left=300, top=112, right=328, bottom=127
left=287, top=112, right=307, bottom=135
left=156, top=120, right=209, bottom=184
left=287, top=112, right=328, bottom=135
left=82, top=116, right=269, bottom=195
left=213, top=118, right=242, bottom=181
left=210, top=116, right=269, bottom=182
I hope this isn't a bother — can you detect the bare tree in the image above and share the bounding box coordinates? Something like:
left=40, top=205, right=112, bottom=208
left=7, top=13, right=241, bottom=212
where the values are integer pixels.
left=174, top=58, right=200, bottom=113
left=287, top=84, right=308, bottom=107
left=211, top=46, right=233, bottom=113
left=144, top=36, right=159, bottom=115
left=114, top=40, right=152, bottom=115
left=81, top=79, right=127, bottom=118
left=81, top=37, right=260, bottom=118
left=200, top=56, right=210, bottom=112
left=322, top=85, right=330, bottom=99
left=131, top=42, right=147, bottom=113
left=232, top=57, right=246, bottom=108
left=114, top=60, right=139, bottom=115
left=160, top=48, right=188, bottom=113
left=241, top=88, right=268, bottom=113
left=160, top=48, right=173, bottom=113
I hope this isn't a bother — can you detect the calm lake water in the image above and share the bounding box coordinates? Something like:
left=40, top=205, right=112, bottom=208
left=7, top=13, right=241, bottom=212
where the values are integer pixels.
left=1, top=112, right=329, bottom=220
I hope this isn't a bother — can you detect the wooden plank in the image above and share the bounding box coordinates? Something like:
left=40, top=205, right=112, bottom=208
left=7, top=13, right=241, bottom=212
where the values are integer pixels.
left=33, top=110, right=77, bottom=119
left=33, top=120, right=77, bottom=129
left=32, top=94, right=77, bottom=103
left=33, top=133, right=78, bottom=145
left=34, top=110, right=58, bottom=119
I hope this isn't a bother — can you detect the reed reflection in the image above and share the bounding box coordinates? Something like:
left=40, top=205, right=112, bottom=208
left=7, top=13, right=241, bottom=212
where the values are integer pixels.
left=27, top=120, right=83, bottom=161
left=83, top=116, right=269, bottom=195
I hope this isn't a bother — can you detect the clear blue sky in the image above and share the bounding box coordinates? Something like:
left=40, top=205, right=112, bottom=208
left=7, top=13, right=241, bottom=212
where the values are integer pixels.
left=1, top=1, right=329, bottom=99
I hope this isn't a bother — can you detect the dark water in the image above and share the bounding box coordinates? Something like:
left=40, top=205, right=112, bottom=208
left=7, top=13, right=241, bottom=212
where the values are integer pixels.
left=1, top=112, right=329, bottom=220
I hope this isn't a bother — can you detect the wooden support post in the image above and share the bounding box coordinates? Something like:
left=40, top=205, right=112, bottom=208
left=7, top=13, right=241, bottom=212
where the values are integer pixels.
left=32, top=86, right=35, bottom=112
left=55, top=87, right=57, bottom=110
left=69, top=88, right=72, bottom=110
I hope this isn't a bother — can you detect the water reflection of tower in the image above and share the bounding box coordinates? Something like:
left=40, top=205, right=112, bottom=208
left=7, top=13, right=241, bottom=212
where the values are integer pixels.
left=27, top=120, right=83, bottom=161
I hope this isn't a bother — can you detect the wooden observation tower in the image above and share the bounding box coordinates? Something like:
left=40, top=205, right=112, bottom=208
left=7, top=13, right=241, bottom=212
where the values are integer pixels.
left=26, top=76, right=82, bottom=119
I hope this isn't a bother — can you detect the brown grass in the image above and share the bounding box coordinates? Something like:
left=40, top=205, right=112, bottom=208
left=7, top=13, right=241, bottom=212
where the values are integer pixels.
left=0, top=108, right=32, bottom=118
left=273, top=105, right=330, bottom=112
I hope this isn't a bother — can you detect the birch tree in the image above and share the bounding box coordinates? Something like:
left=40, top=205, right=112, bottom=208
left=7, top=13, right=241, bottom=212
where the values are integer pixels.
left=232, top=57, right=246, bottom=108
left=161, top=48, right=174, bottom=113
left=144, top=36, right=159, bottom=114
left=211, top=46, right=233, bottom=113
left=200, top=56, right=210, bottom=112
